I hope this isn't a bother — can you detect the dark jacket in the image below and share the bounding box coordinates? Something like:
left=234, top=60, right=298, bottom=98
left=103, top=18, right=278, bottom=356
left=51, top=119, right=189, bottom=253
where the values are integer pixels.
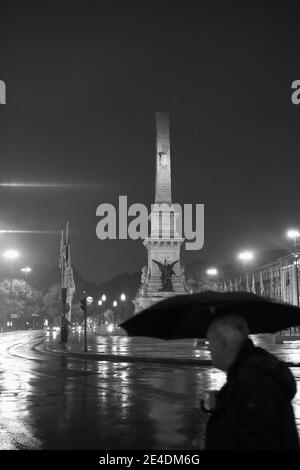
left=205, top=338, right=300, bottom=449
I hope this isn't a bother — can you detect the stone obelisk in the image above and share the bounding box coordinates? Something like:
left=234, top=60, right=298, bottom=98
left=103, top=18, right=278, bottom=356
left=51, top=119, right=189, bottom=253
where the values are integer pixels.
left=133, top=112, right=188, bottom=313
left=155, top=112, right=172, bottom=203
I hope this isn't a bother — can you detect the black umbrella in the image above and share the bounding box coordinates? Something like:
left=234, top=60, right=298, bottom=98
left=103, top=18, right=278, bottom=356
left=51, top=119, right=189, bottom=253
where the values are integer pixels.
left=120, top=291, right=300, bottom=339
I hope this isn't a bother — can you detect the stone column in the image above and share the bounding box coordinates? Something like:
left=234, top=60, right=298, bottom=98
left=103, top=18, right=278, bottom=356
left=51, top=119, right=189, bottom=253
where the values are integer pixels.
left=155, top=112, right=172, bottom=203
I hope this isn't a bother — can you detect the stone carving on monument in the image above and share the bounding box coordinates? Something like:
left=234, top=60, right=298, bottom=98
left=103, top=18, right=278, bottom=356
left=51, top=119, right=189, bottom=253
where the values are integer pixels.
left=179, top=266, right=190, bottom=293
left=158, top=150, right=170, bottom=177
left=138, top=265, right=151, bottom=295
left=152, top=259, right=178, bottom=291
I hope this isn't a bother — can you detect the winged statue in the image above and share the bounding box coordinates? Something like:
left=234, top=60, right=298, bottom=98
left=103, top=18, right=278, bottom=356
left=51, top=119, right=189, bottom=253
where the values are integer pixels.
left=152, top=258, right=179, bottom=291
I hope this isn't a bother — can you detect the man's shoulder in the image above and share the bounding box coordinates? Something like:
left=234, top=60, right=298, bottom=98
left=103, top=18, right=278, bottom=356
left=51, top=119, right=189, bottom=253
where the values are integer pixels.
left=235, top=348, right=296, bottom=401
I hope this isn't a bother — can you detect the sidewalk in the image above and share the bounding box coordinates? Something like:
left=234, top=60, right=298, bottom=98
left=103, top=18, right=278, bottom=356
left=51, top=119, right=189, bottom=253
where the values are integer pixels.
left=39, top=334, right=300, bottom=368
left=42, top=337, right=213, bottom=367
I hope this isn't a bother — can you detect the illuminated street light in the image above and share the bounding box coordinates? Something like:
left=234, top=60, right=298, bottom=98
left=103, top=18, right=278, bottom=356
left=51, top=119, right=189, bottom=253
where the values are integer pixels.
left=3, top=249, right=19, bottom=260
left=21, top=266, right=32, bottom=326
left=238, top=251, right=254, bottom=293
left=206, top=268, right=218, bottom=291
left=119, top=293, right=127, bottom=324
left=112, top=300, right=118, bottom=328
left=97, top=299, right=103, bottom=326
left=101, top=294, right=107, bottom=302
left=206, top=268, right=218, bottom=276
left=287, top=229, right=300, bottom=251
left=287, top=229, right=300, bottom=239
left=21, top=266, right=31, bottom=273
left=3, top=250, right=20, bottom=330
left=238, top=251, right=254, bottom=263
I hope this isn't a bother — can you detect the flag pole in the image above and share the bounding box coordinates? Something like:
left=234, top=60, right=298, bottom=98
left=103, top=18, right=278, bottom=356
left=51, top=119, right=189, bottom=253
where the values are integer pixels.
left=60, top=227, right=67, bottom=348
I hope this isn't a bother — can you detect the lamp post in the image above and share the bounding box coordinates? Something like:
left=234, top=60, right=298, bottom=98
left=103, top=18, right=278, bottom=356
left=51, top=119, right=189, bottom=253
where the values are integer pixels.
left=238, top=251, right=254, bottom=292
left=287, top=229, right=300, bottom=253
left=84, top=296, right=93, bottom=352
left=120, top=292, right=126, bottom=322
left=80, top=292, right=87, bottom=352
left=206, top=268, right=218, bottom=291
left=287, top=230, right=300, bottom=307
left=3, top=250, right=19, bottom=330
left=98, top=300, right=103, bottom=327
left=101, top=294, right=106, bottom=324
left=21, top=267, right=31, bottom=329
left=112, top=300, right=118, bottom=326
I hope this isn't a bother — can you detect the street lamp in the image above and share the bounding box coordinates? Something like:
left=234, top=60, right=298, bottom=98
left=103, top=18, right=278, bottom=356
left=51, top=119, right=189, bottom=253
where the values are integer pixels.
left=206, top=268, right=218, bottom=276
left=287, top=230, right=300, bottom=307
left=21, top=267, right=31, bottom=273
left=206, top=268, right=218, bottom=291
left=120, top=292, right=126, bottom=322
left=3, top=250, right=19, bottom=330
left=21, top=267, right=31, bottom=329
left=3, top=249, right=19, bottom=261
left=98, top=299, right=103, bottom=326
left=238, top=251, right=254, bottom=292
left=238, top=251, right=254, bottom=265
left=100, top=294, right=107, bottom=325
left=287, top=229, right=300, bottom=252
left=81, top=296, right=93, bottom=352
left=112, top=300, right=118, bottom=326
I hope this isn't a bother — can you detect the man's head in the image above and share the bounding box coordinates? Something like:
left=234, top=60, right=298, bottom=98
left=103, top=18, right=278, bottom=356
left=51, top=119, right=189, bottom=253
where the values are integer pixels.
left=206, top=314, right=250, bottom=371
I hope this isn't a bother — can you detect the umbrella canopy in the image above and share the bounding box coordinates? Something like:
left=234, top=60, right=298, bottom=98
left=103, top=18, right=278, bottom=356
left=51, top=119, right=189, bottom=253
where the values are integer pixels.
left=120, top=291, right=300, bottom=339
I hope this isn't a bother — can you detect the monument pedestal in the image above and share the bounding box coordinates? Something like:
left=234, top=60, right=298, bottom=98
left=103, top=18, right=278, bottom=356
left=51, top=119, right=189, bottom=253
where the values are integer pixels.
left=133, top=237, right=188, bottom=313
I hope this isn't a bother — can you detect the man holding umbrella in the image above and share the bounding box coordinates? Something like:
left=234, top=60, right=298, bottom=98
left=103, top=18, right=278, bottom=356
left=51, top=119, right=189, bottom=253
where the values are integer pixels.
left=204, top=314, right=299, bottom=449
left=121, top=291, right=300, bottom=449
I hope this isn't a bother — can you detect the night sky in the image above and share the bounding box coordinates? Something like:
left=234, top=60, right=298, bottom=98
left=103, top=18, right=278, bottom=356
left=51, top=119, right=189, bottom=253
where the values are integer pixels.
left=1, top=0, right=300, bottom=282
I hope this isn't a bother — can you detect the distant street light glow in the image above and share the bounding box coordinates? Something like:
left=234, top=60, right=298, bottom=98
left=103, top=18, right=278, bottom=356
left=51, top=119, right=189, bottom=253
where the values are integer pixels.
left=120, top=293, right=126, bottom=301
left=98, top=300, right=102, bottom=306
left=3, top=250, right=19, bottom=260
left=238, top=251, right=254, bottom=262
left=101, top=294, right=107, bottom=302
left=113, top=300, right=118, bottom=307
left=287, top=230, right=300, bottom=240
left=206, top=268, right=218, bottom=276
left=21, top=267, right=31, bottom=273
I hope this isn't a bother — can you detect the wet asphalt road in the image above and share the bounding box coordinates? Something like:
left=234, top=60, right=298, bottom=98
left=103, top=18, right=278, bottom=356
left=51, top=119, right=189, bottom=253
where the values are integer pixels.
left=0, top=331, right=299, bottom=450
left=0, top=331, right=210, bottom=449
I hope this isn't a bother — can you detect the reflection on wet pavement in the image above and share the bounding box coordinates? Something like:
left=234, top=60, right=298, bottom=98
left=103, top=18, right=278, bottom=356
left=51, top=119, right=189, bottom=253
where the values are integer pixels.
left=0, top=331, right=298, bottom=449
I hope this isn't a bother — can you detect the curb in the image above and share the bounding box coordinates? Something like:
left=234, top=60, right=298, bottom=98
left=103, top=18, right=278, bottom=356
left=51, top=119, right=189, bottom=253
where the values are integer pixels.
left=43, top=343, right=300, bottom=368
left=44, top=343, right=213, bottom=367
